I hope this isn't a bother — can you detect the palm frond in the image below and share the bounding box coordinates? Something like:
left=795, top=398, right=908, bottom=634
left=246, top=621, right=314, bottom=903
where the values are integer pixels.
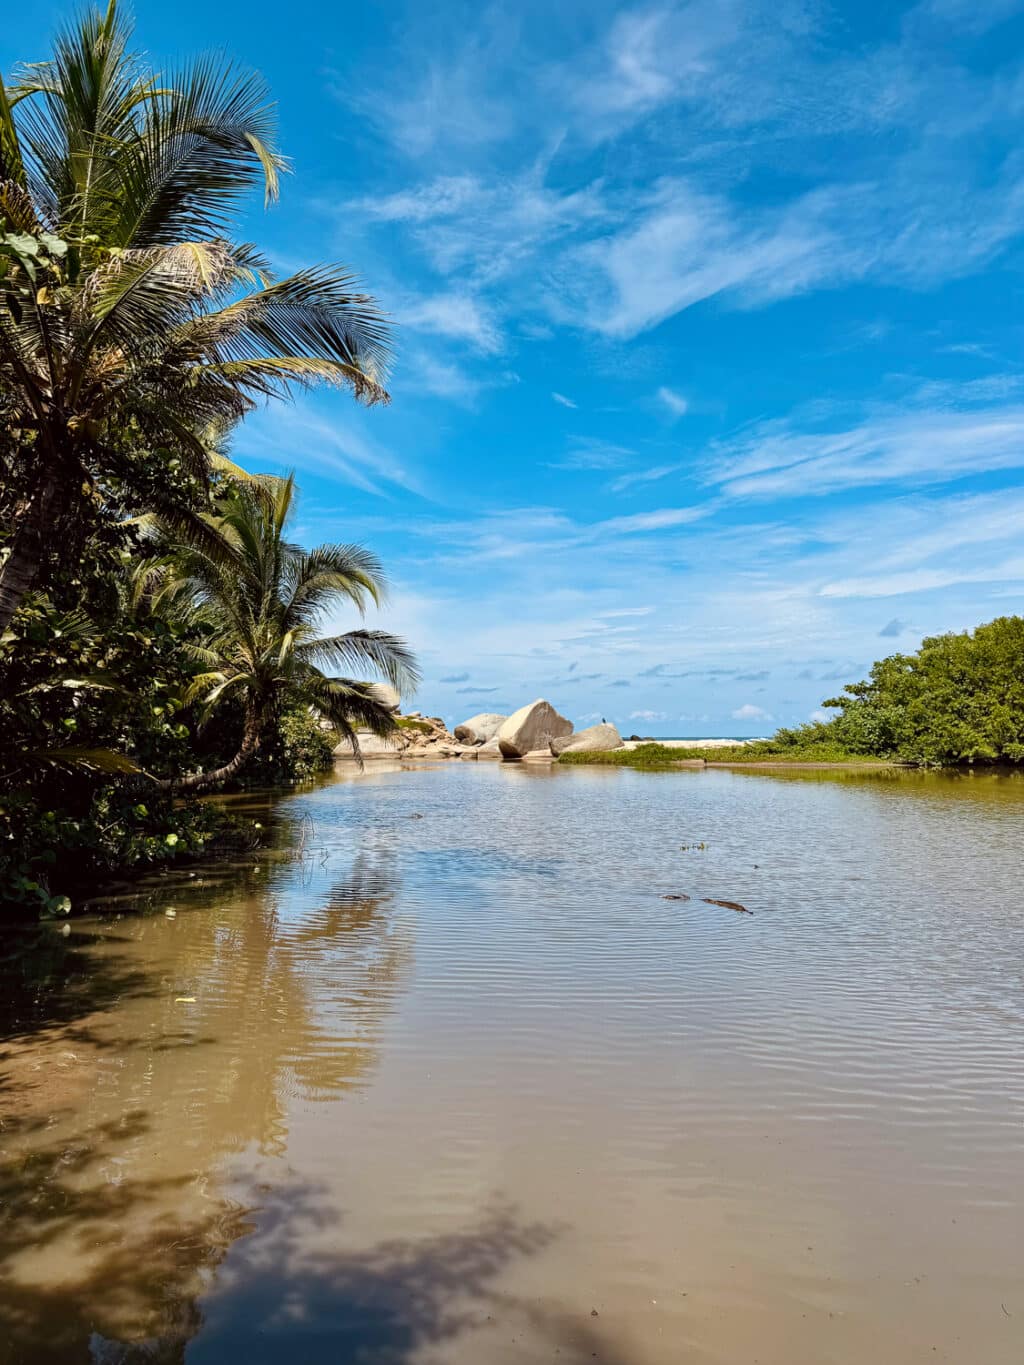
left=110, top=54, right=286, bottom=247
left=297, top=629, right=419, bottom=692
left=301, top=675, right=402, bottom=738
left=282, top=542, right=387, bottom=626
left=174, top=266, right=392, bottom=403
left=0, top=81, right=28, bottom=188
left=23, top=744, right=142, bottom=775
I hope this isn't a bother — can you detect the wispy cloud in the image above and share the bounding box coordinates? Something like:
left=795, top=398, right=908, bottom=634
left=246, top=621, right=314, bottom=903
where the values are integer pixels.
left=657, top=386, right=689, bottom=418
left=550, top=438, right=634, bottom=471
left=707, top=400, right=1024, bottom=500
left=608, top=463, right=684, bottom=494
left=821, top=560, right=1024, bottom=599
left=595, top=506, right=707, bottom=535
left=238, top=401, right=422, bottom=498
left=552, top=391, right=578, bottom=409
left=400, top=292, right=502, bottom=353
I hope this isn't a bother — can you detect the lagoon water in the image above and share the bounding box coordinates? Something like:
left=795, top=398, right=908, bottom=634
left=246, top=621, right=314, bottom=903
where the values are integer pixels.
left=1, top=761, right=1022, bottom=1364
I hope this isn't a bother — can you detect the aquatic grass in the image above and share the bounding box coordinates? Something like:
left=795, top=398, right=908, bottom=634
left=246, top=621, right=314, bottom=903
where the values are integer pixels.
left=558, top=741, right=883, bottom=769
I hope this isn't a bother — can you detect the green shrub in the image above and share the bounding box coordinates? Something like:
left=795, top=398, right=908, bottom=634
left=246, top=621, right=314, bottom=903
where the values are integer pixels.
left=0, top=787, right=240, bottom=918
left=244, top=705, right=338, bottom=784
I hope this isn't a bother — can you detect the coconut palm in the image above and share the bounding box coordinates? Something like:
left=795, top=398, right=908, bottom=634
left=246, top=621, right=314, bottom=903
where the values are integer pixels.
left=147, top=475, right=418, bottom=792
left=0, top=1, right=391, bottom=636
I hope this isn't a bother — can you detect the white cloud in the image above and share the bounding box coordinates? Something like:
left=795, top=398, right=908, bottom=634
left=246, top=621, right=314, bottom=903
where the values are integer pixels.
left=400, top=292, right=502, bottom=353
left=399, top=351, right=486, bottom=404
left=570, top=179, right=838, bottom=338
left=630, top=709, right=667, bottom=721
left=551, top=438, right=634, bottom=471
left=564, top=165, right=1024, bottom=338
left=594, top=507, right=707, bottom=535
left=342, top=18, right=517, bottom=158
left=552, top=391, right=578, bottom=409
left=820, top=559, right=1024, bottom=599
left=732, top=703, right=773, bottom=721
left=238, top=401, right=421, bottom=498
left=708, top=402, right=1024, bottom=500
left=609, top=464, right=683, bottom=494
left=657, top=386, right=689, bottom=417
left=350, top=169, right=608, bottom=286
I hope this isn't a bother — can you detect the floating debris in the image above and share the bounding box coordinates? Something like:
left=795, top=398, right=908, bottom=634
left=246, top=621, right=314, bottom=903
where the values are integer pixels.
left=164, top=908, right=177, bottom=919
left=703, top=897, right=753, bottom=915
left=661, top=893, right=691, bottom=901
left=174, top=996, right=196, bottom=1003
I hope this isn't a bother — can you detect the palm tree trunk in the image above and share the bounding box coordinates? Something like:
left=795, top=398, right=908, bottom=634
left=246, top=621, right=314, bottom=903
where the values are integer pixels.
left=156, top=707, right=262, bottom=794
left=0, top=473, right=63, bottom=635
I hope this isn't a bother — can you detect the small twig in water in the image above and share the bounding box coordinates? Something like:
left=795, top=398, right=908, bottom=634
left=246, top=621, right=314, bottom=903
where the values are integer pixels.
left=703, top=897, right=753, bottom=915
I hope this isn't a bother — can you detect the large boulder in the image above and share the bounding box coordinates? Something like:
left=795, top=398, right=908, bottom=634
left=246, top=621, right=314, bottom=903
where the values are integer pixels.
left=476, top=735, right=503, bottom=760
left=334, top=729, right=408, bottom=759
left=367, top=683, right=401, bottom=713
left=454, top=712, right=507, bottom=745
left=497, top=700, right=573, bottom=759
left=552, top=722, right=624, bottom=756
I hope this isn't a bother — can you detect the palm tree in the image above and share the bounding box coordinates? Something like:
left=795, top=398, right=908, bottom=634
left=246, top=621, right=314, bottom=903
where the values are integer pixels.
left=146, top=475, right=418, bottom=792
left=0, top=1, right=391, bottom=636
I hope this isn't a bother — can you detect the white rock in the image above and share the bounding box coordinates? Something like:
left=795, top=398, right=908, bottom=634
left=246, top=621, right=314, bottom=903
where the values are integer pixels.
left=334, top=729, right=408, bottom=759
left=367, top=683, right=401, bottom=713
left=552, top=722, right=624, bottom=756
left=453, top=712, right=507, bottom=745
left=497, top=699, right=573, bottom=759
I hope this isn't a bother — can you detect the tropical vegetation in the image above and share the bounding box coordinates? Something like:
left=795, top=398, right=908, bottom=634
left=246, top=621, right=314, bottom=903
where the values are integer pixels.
left=0, top=0, right=389, bottom=633
left=0, top=5, right=416, bottom=916
left=564, top=617, right=1024, bottom=770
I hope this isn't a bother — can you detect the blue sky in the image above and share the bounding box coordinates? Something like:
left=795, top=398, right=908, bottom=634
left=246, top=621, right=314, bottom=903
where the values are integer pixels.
left=9, top=1, right=1024, bottom=733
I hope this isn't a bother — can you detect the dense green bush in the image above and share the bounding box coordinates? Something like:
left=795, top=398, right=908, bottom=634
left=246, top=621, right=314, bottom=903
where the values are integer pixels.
left=244, top=705, right=339, bottom=784
left=0, top=515, right=240, bottom=916
left=792, top=616, right=1024, bottom=765
left=0, top=787, right=235, bottom=917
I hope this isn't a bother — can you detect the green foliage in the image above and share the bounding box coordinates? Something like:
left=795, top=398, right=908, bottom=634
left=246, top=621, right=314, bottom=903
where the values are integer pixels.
left=558, top=740, right=866, bottom=769
left=245, top=705, right=338, bottom=784
left=0, top=0, right=393, bottom=636
left=146, top=473, right=418, bottom=786
left=396, top=716, right=432, bottom=734
left=811, top=616, right=1024, bottom=765
left=572, top=618, right=1024, bottom=771
left=559, top=743, right=694, bottom=769
left=0, top=785, right=233, bottom=916
left=0, top=6, right=413, bottom=917
left=0, top=509, right=238, bottom=915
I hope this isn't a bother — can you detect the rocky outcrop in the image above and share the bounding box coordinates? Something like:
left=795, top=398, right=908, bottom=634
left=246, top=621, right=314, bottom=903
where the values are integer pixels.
left=551, top=722, right=623, bottom=756
left=334, top=712, right=460, bottom=760
left=334, top=729, right=409, bottom=759
left=453, top=712, right=507, bottom=745
left=497, top=700, right=573, bottom=759
left=335, top=699, right=628, bottom=765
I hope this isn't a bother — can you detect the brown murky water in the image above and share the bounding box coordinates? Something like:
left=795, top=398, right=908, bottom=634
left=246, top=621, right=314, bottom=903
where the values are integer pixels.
left=1, top=762, right=1022, bottom=1364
